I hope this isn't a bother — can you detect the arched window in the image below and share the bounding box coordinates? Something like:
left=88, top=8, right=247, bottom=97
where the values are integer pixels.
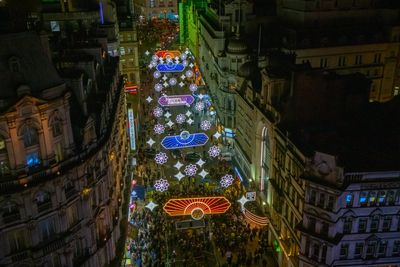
left=23, top=126, right=38, bottom=147
left=0, top=136, right=10, bottom=177
left=52, top=121, right=62, bottom=137
left=35, top=191, right=52, bottom=213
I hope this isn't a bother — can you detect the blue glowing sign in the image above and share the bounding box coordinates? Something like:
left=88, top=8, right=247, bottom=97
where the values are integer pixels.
left=156, top=63, right=185, bottom=72
left=26, top=152, right=41, bottom=167
left=161, top=132, right=209, bottom=149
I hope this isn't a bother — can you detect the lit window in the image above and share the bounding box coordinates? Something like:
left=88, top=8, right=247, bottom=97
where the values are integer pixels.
left=346, top=194, right=353, bottom=207
left=378, top=191, right=385, bottom=205
left=26, top=152, right=40, bottom=167
left=369, top=191, right=377, bottom=206
left=359, top=192, right=367, bottom=206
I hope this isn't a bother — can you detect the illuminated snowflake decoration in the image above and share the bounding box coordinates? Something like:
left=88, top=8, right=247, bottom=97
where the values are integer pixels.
left=151, top=61, right=158, bottom=67
left=182, top=60, right=188, bottom=67
left=175, top=114, right=186, bottom=124
left=154, top=178, right=169, bottom=192
left=195, top=101, right=205, bottom=111
left=189, top=83, right=198, bottom=92
left=208, top=145, right=221, bottom=158
left=186, top=70, right=194, bottom=78
left=154, top=152, right=168, bottom=165
left=220, top=174, right=234, bottom=188
left=153, top=107, right=163, bottom=117
left=184, top=164, right=198, bottom=177
left=181, top=53, right=187, bottom=60
left=153, top=124, right=165, bottom=134
left=169, top=77, right=177, bottom=86
left=200, top=120, right=211, bottom=131
left=153, top=71, right=161, bottom=79
left=154, top=83, right=163, bottom=92
left=152, top=55, right=159, bottom=62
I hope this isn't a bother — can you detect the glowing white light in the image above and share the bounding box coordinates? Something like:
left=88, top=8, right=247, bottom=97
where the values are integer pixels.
left=153, top=107, right=163, bottom=117
left=220, top=174, right=234, bottom=188
left=176, top=114, right=186, bottom=124
left=154, top=178, right=169, bottom=192
left=200, top=120, right=211, bottom=131
left=208, top=145, right=221, bottom=158
left=154, top=124, right=165, bottom=134
left=184, top=164, right=198, bottom=176
left=154, top=152, right=168, bottom=165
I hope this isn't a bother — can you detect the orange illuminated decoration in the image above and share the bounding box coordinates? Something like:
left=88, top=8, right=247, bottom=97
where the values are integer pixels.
left=125, top=84, right=138, bottom=95
left=156, top=50, right=181, bottom=59
left=243, top=207, right=269, bottom=227
left=163, top=196, right=231, bottom=220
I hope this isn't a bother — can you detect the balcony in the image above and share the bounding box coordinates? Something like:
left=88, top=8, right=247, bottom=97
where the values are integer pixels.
left=10, top=250, right=29, bottom=263
left=37, top=201, right=52, bottom=213
left=65, top=187, right=78, bottom=200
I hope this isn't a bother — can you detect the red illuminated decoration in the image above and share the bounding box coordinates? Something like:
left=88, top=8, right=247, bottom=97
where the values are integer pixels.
left=156, top=50, right=181, bottom=58
left=242, top=207, right=269, bottom=227
left=125, top=84, right=138, bottom=95
left=163, top=196, right=231, bottom=220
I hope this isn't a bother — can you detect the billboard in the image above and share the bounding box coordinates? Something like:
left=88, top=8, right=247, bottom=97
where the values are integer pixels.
left=128, top=109, right=136, bottom=151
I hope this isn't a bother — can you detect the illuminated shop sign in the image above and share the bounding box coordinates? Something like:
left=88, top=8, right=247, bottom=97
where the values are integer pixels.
left=158, top=95, right=195, bottom=106
left=128, top=109, right=136, bottom=151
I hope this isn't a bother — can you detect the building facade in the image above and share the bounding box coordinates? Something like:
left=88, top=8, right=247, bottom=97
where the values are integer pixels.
left=133, top=0, right=178, bottom=20
left=0, top=31, right=128, bottom=267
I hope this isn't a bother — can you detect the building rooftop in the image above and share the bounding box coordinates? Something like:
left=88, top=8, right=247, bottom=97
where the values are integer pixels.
left=279, top=70, right=400, bottom=172
left=0, top=32, right=64, bottom=103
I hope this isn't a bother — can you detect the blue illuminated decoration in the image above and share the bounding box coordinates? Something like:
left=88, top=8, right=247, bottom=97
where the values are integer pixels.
left=99, top=0, right=104, bottom=25
left=161, top=132, right=209, bottom=149
left=26, top=152, right=41, bottom=167
left=156, top=63, right=185, bottom=72
left=234, top=167, right=243, bottom=182
left=346, top=194, right=352, bottom=205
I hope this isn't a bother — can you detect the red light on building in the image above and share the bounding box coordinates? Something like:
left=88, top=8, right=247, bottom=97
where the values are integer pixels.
left=125, top=85, right=138, bottom=95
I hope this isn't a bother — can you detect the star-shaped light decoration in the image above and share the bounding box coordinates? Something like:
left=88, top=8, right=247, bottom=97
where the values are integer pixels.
left=153, top=71, right=161, bottom=79
left=186, top=70, right=194, bottom=78
left=199, top=169, right=209, bottom=178
left=198, top=94, right=205, bottom=100
left=162, top=75, right=168, bottom=81
left=237, top=195, right=249, bottom=210
left=200, top=120, right=211, bottom=131
left=208, top=145, right=221, bottom=158
left=185, top=110, right=192, bottom=117
left=213, top=132, right=222, bottom=139
left=175, top=56, right=179, bottom=61
left=174, top=171, right=185, bottom=181
left=146, top=96, right=153, bottom=103
left=147, top=138, right=155, bottom=147
left=145, top=50, right=150, bottom=56
left=220, top=174, right=234, bottom=188
left=180, top=74, right=186, bottom=80
left=169, top=77, right=177, bottom=86
left=159, top=58, right=164, bottom=64
left=165, top=56, right=172, bottom=63
left=174, top=161, right=184, bottom=170
left=185, top=49, right=190, bottom=54
left=154, top=83, right=163, bottom=92
left=186, top=118, right=194, bottom=125
left=175, top=59, right=180, bottom=64
left=154, top=178, right=169, bottom=192
left=166, top=120, right=174, bottom=128
left=154, top=124, right=165, bottom=134
left=196, top=158, right=206, bottom=167
left=152, top=55, right=159, bottom=61
left=145, top=201, right=158, bottom=211
left=179, top=81, right=185, bottom=87
left=153, top=107, right=163, bottom=118
left=163, top=81, right=169, bottom=88
left=195, top=102, right=205, bottom=111
left=148, top=63, right=153, bottom=69
left=154, top=152, right=168, bottom=165
left=164, top=111, right=172, bottom=119
left=184, top=164, right=198, bottom=177
left=176, top=114, right=186, bottom=124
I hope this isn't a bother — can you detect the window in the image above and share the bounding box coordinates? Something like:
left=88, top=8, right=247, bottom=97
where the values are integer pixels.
left=320, top=57, right=328, bottom=68
left=370, top=215, right=380, bottom=232
left=346, top=194, right=353, bottom=207
left=359, top=192, right=368, bottom=206
left=36, top=191, right=52, bottom=213
left=358, top=218, right=368, bottom=233
left=355, top=242, right=364, bottom=259
left=387, top=191, right=395, bottom=205
left=309, top=217, right=316, bottom=232
left=2, top=201, right=20, bottom=223
left=378, top=241, right=387, bottom=257
left=374, top=53, right=382, bottom=64
left=23, top=127, right=38, bottom=147
left=67, top=204, right=79, bottom=227
left=366, top=241, right=376, bottom=258
left=52, top=121, right=62, bottom=137
left=343, top=217, right=353, bottom=234
left=7, top=230, right=26, bottom=253
left=54, top=142, right=63, bottom=162
left=321, top=245, right=327, bottom=263
left=355, top=55, right=363, bottom=65
left=310, top=190, right=316, bottom=205
left=378, top=191, right=386, bottom=205
left=340, top=244, right=349, bottom=259
left=39, top=217, right=56, bottom=241
left=382, top=216, right=391, bottom=231
left=0, top=137, right=10, bottom=177
left=392, top=240, right=400, bottom=256
left=321, top=222, right=329, bottom=236
left=318, top=193, right=325, bottom=208
left=312, top=244, right=319, bottom=261
left=327, top=196, right=334, bottom=210
left=26, top=152, right=41, bottom=167
left=369, top=191, right=377, bottom=206
left=338, top=56, right=346, bottom=66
